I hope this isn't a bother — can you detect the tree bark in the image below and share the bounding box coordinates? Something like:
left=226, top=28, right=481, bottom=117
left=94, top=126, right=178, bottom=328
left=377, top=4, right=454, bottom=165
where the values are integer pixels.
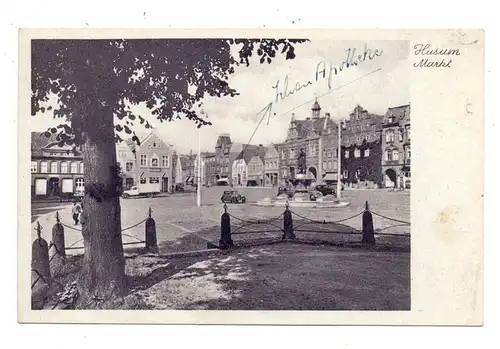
left=78, top=104, right=125, bottom=307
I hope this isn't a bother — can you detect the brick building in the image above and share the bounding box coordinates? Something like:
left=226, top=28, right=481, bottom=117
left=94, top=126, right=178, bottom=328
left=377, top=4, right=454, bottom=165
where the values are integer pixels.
left=276, top=100, right=338, bottom=185
left=340, top=105, right=384, bottom=188
left=381, top=104, right=411, bottom=189
left=31, top=132, right=84, bottom=200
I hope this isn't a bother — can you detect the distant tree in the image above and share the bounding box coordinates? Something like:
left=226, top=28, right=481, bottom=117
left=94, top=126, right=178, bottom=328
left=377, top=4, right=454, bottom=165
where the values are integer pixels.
left=31, top=38, right=307, bottom=306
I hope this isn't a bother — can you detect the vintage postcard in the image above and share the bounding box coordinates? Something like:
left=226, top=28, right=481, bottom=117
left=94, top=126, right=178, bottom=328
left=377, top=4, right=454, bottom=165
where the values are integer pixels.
left=18, top=29, right=484, bottom=325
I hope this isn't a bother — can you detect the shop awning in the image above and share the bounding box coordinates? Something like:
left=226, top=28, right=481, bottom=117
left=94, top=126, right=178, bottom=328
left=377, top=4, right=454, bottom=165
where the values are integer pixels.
left=323, top=173, right=339, bottom=181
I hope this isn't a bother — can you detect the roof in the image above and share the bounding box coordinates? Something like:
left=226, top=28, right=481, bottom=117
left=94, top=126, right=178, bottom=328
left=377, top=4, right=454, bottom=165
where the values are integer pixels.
left=235, top=144, right=260, bottom=164
left=179, top=154, right=197, bottom=168
left=293, top=117, right=337, bottom=138
left=387, top=104, right=410, bottom=119
left=31, top=132, right=58, bottom=157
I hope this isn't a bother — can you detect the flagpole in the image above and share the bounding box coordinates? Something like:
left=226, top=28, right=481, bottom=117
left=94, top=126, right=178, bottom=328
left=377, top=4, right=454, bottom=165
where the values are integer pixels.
left=337, top=115, right=342, bottom=199
left=197, top=127, right=201, bottom=207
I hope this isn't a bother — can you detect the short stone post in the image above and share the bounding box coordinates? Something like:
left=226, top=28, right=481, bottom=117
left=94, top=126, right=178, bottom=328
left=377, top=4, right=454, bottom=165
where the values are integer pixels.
left=51, top=212, right=66, bottom=258
left=32, top=222, right=51, bottom=283
left=145, top=207, right=158, bottom=253
left=50, top=212, right=66, bottom=276
left=219, top=204, right=233, bottom=249
left=362, top=201, right=375, bottom=246
left=282, top=201, right=296, bottom=240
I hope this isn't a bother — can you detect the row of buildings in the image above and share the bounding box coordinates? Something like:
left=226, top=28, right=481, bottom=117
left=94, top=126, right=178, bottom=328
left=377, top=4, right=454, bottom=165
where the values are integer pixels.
left=193, top=100, right=411, bottom=189
left=30, top=100, right=410, bottom=199
left=31, top=129, right=177, bottom=199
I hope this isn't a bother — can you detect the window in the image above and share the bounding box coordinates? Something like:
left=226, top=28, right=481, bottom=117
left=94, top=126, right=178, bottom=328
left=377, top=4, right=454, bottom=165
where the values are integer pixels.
left=70, top=162, right=78, bottom=173
left=364, top=149, right=370, bottom=157
left=398, top=130, right=404, bottom=142
left=343, top=170, right=348, bottom=179
left=392, top=150, right=399, bottom=161
left=149, top=177, right=159, bottom=183
left=126, top=161, right=133, bottom=172
left=61, top=162, right=68, bottom=173
left=31, top=161, right=37, bottom=173
left=354, top=149, right=361, bottom=158
left=140, top=178, right=147, bottom=184
left=162, top=155, right=169, bottom=167
left=289, top=148, right=295, bottom=158
left=327, top=162, right=332, bottom=170
left=151, top=157, right=159, bottom=167
left=79, top=163, right=84, bottom=173
left=385, top=150, right=392, bottom=161
left=140, top=154, right=147, bottom=166
left=50, top=161, right=58, bottom=173
left=355, top=169, right=361, bottom=178
left=281, top=150, right=286, bottom=158
left=344, top=150, right=349, bottom=158
left=322, top=161, right=327, bottom=170
left=406, top=147, right=411, bottom=160
left=386, top=130, right=395, bottom=142
left=40, top=161, right=48, bottom=173
left=75, top=178, right=84, bottom=188
left=407, top=127, right=411, bottom=141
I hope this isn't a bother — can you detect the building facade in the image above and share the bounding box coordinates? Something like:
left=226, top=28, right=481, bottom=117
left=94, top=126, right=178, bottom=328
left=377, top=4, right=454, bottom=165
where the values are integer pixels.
left=276, top=100, right=338, bottom=185
left=214, top=134, right=232, bottom=183
left=179, top=153, right=197, bottom=185
left=264, top=143, right=279, bottom=187
left=31, top=132, right=84, bottom=199
left=231, top=145, right=260, bottom=187
left=381, top=104, right=411, bottom=189
left=341, top=105, right=384, bottom=188
left=117, top=140, right=136, bottom=189
left=247, top=146, right=266, bottom=186
left=202, top=153, right=217, bottom=186
left=133, top=130, right=174, bottom=193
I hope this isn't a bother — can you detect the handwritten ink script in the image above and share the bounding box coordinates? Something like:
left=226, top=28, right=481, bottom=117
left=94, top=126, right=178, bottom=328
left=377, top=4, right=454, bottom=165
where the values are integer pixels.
left=413, top=44, right=460, bottom=68
left=259, top=43, right=383, bottom=124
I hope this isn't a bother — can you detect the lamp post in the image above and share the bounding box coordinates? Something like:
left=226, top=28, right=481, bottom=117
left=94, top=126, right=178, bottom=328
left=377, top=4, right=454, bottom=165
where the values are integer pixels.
left=337, top=115, right=342, bottom=199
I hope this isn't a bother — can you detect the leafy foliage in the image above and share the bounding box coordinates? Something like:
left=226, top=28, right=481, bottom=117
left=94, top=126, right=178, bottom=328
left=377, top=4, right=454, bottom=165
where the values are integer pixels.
left=31, top=39, right=308, bottom=145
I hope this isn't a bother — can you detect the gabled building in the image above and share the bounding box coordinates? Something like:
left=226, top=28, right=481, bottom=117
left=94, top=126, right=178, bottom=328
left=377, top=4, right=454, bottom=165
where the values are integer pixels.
left=381, top=104, right=411, bottom=189
left=201, top=152, right=216, bottom=186
left=31, top=132, right=84, bottom=199
left=231, top=144, right=260, bottom=187
left=264, top=143, right=279, bottom=187
left=247, top=145, right=267, bottom=186
left=132, top=129, right=175, bottom=193
left=341, top=105, right=384, bottom=188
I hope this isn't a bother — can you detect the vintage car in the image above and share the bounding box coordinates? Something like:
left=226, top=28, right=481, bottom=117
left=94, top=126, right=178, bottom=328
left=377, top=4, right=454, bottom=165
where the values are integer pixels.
left=221, top=190, right=246, bottom=204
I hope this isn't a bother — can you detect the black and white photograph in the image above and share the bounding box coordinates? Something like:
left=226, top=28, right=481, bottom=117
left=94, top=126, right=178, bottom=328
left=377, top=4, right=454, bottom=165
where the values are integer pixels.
left=18, top=29, right=483, bottom=325
left=27, top=37, right=411, bottom=312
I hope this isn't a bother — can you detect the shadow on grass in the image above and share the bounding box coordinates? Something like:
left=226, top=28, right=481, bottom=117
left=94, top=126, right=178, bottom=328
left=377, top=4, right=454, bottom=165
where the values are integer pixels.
left=129, top=244, right=411, bottom=311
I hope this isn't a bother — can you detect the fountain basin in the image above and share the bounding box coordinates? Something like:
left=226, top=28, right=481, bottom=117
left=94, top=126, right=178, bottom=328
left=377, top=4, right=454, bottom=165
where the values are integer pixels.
left=255, top=198, right=350, bottom=208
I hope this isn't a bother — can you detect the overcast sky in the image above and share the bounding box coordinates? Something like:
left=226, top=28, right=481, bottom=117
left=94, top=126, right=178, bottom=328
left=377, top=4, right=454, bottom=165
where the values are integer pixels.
left=29, top=40, right=409, bottom=154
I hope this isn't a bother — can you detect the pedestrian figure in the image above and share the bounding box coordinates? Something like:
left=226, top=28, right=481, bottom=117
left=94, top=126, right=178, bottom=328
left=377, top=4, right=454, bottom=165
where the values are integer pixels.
left=72, top=200, right=82, bottom=225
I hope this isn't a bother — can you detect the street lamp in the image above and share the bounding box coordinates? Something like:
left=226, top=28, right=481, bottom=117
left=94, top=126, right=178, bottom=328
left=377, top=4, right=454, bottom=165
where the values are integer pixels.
left=336, top=114, right=343, bottom=199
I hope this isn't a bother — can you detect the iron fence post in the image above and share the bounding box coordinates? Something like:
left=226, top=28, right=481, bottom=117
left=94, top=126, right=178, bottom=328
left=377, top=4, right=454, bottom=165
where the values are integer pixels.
left=219, top=203, right=233, bottom=249
left=362, top=201, right=376, bottom=246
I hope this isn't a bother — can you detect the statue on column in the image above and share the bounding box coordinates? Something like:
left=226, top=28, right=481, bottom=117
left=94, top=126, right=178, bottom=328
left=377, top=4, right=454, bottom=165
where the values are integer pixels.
left=298, top=148, right=307, bottom=174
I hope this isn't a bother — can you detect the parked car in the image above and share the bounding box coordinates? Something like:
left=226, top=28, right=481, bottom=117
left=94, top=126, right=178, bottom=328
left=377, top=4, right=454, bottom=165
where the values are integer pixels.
left=221, top=190, right=246, bottom=204
left=175, top=183, right=185, bottom=191
left=315, top=184, right=337, bottom=196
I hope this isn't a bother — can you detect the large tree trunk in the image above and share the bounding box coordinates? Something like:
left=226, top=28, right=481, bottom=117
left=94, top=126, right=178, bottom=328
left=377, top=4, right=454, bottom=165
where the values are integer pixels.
left=78, top=104, right=125, bottom=307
